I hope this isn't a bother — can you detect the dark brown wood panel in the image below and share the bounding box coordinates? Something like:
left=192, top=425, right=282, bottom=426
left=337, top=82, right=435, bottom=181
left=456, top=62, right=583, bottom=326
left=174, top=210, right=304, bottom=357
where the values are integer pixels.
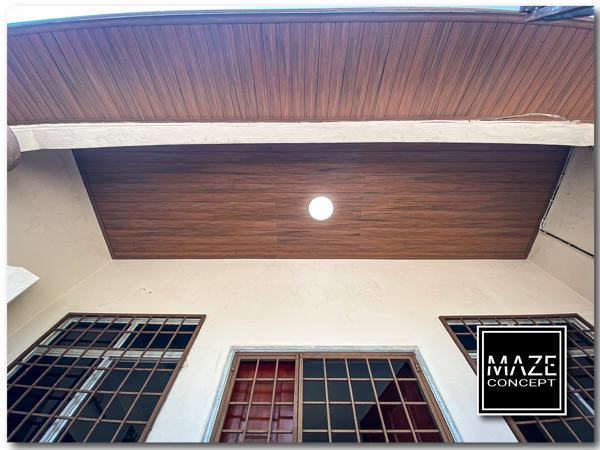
left=74, top=143, right=568, bottom=259
left=8, top=9, right=594, bottom=125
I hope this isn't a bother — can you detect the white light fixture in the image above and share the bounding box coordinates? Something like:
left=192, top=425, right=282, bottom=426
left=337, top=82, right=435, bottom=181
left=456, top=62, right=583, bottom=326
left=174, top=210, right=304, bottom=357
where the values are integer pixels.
left=308, top=196, right=334, bottom=221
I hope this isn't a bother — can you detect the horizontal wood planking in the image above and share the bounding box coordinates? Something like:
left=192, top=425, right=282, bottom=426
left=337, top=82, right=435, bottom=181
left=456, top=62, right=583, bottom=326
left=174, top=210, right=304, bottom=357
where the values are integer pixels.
left=7, top=10, right=594, bottom=125
left=74, top=143, right=568, bottom=259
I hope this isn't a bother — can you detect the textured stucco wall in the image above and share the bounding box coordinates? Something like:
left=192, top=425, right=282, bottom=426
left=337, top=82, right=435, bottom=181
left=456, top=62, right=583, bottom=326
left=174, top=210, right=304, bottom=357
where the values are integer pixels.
left=7, top=150, right=110, bottom=337
left=529, top=147, right=594, bottom=301
left=7, top=259, right=593, bottom=443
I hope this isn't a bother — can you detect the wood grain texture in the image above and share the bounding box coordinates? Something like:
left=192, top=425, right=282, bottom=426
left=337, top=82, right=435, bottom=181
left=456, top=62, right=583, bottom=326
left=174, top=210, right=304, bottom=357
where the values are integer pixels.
left=7, top=9, right=594, bottom=125
left=74, top=143, right=568, bottom=259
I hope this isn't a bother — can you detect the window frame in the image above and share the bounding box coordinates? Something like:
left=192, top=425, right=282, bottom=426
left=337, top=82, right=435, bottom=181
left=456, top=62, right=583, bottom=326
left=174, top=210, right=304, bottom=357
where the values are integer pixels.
left=8, top=312, right=206, bottom=442
left=210, top=351, right=454, bottom=443
left=439, top=313, right=594, bottom=443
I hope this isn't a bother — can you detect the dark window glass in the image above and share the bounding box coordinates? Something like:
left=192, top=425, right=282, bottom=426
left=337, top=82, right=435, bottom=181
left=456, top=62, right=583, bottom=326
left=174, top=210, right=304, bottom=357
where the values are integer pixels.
left=328, top=380, right=351, bottom=401
left=303, top=359, right=324, bottom=378
left=215, top=354, right=452, bottom=443
left=87, top=422, right=120, bottom=442
left=441, top=314, right=595, bottom=443
left=348, top=359, right=370, bottom=378
left=303, top=380, right=325, bottom=401
left=103, top=394, right=136, bottom=420
left=61, top=420, right=94, bottom=442
left=303, top=404, right=328, bottom=429
left=330, top=404, right=356, bottom=430
left=7, top=314, right=203, bottom=443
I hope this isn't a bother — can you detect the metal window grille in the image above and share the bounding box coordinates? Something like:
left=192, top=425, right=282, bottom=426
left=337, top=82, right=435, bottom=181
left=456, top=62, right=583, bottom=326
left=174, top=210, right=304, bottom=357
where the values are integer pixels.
left=7, top=313, right=205, bottom=442
left=212, top=352, right=453, bottom=443
left=440, top=314, right=594, bottom=443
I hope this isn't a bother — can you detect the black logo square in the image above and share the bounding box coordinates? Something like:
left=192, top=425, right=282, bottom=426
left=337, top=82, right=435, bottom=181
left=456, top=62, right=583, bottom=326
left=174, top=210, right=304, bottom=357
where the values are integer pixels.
left=478, top=325, right=566, bottom=415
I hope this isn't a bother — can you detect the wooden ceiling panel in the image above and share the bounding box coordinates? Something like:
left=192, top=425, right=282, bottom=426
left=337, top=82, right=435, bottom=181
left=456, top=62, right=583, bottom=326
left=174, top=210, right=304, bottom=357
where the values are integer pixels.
left=7, top=9, right=594, bottom=125
left=74, top=143, right=568, bottom=259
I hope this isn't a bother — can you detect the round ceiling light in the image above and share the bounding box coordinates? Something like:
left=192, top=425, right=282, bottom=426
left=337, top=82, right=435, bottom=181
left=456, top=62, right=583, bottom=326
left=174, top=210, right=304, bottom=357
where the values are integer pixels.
left=308, top=196, right=334, bottom=221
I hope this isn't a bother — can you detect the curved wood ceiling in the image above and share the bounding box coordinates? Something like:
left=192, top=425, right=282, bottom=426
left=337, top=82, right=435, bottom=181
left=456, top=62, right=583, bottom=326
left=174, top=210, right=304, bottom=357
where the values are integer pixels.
left=7, top=9, right=594, bottom=125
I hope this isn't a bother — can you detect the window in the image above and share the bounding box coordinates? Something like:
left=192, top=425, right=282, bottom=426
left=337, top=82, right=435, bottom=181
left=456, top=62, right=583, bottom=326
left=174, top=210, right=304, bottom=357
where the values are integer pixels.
left=212, top=352, right=453, bottom=443
left=440, top=314, right=594, bottom=443
left=8, top=313, right=205, bottom=442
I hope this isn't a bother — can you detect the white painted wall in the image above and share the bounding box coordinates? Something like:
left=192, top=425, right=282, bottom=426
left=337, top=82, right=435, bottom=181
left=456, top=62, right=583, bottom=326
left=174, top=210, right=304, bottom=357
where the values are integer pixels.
left=7, top=150, right=111, bottom=336
left=529, top=146, right=595, bottom=301
left=7, top=259, right=593, bottom=443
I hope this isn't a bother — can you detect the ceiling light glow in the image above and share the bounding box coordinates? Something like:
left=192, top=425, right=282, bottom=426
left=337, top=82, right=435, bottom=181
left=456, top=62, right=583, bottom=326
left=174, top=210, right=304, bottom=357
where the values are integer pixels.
left=308, top=196, right=334, bottom=221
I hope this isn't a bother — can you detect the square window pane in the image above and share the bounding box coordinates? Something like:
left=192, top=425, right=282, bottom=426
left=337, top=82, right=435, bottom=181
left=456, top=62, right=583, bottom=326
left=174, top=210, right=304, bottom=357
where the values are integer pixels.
left=75, top=331, right=100, bottom=346
left=80, top=393, right=112, bottom=418
left=517, top=423, right=548, bottom=442
left=568, top=419, right=594, bottom=442
left=103, top=394, right=136, bottom=420
left=86, top=422, right=120, bottom=442
left=375, top=380, right=400, bottom=402
left=98, top=370, right=128, bottom=392
left=149, top=333, right=173, bottom=349
left=351, top=380, right=375, bottom=402
left=115, top=423, right=145, bottom=442
left=272, top=404, right=294, bottom=431
left=170, top=333, right=191, bottom=349
left=95, top=332, right=119, bottom=347
left=37, top=367, right=66, bottom=387
left=326, top=359, right=347, bottom=378
left=458, top=334, right=477, bottom=351
left=277, top=360, right=295, bottom=378
left=391, top=360, right=415, bottom=378
left=330, top=404, right=355, bottom=430
left=369, top=359, right=392, bottom=378
left=303, top=404, right=328, bottom=430
left=10, top=415, right=47, bottom=442
left=121, top=370, right=150, bottom=392
left=14, top=388, right=48, bottom=413
left=303, top=359, right=324, bottom=378
left=127, top=395, right=159, bottom=421
left=61, top=419, right=94, bottom=442
left=7, top=413, right=27, bottom=436
left=34, top=390, right=68, bottom=415
left=251, top=381, right=274, bottom=402
left=257, top=360, right=276, bottom=378
left=347, top=359, right=369, bottom=378
left=355, top=404, right=383, bottom=431
left=407, top=404, right=436, bottom=429
left=16, top=365, right=47, bottom=386
left=542, top=421, right=578, bottom=443
left=303, top=380, right=325, bottom=401
left=57, top=367, right=90, bottom=389
left=143, top=371, right=172, bottom=393
left=274, top=380, right=294, bottom=403
left=399, top=380, right=425, bottom=402
left=247, top=405, right=271, bottom=431
left=130, top=333, right=153, bottom=349
left=381, top=404, right=410, bottom=430
left=237, top=360, right=257, bottom=378
left=230, top=380, right=252, bottom=402
left=8, top=386, right=27, bottom=408
left=224, top=404, right=247, bottom=430
left=328, top=380, right=351, bottom=402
